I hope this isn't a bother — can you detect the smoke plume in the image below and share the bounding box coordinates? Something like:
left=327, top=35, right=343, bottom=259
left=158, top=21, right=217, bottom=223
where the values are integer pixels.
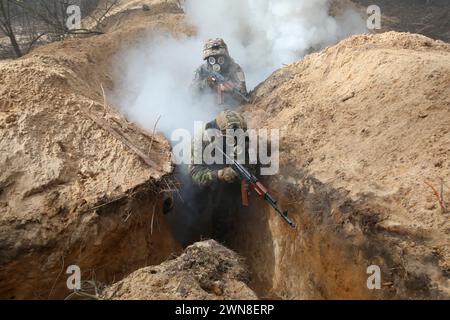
left=110, top=0, right=367, bottom=244
left=111, top=0, right=367, bottom=135
left=185, top=0, right=367, bottom=87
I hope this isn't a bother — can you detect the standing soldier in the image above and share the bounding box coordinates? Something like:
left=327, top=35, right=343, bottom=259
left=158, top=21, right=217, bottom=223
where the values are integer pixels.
left=191, top=38, right=249, bottom=109
left=189, top=110, right=256, bottom=240
left=190, top=110, right=251, bottom=187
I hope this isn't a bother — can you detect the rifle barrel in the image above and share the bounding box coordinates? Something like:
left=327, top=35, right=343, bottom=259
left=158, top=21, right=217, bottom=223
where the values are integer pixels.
left=217, top=147, right=296, bottom=228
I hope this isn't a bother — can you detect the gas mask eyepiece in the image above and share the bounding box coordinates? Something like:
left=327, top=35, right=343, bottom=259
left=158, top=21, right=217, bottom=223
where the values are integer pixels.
left=208, top=55, right=227, bottom=73
left=208, top=55, right=227, bottom=66
left=208, top=56, right=216, bottom=65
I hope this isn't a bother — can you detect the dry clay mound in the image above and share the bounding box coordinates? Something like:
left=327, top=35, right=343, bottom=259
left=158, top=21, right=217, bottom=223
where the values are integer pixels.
left=101, top=240, right=257, bottom=300
left=0, top=1, right=189, bottom=299
left=234, top=32, right=450, bottom=299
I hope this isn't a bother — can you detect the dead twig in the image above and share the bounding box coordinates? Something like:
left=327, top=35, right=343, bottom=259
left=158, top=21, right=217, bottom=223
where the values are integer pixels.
left=425, top=179, right=447, bottom=214
left=100, top=83, right=108, bottom=112
left=149, top=115, right=162, bottom=154
left=89, top=0, right=120, bottom=30
left=341, top=91, right=355, bottom=102
left=172, top=180, right=183, bottom=203
left=161, top=178, right=182, bottom=203
left=65, top=289, right=101, bottom=300
left=67, top=29, right=104, bottom=35
left=123, top=211, right=132, bottom=222
left=81, top=102, right=158, bottom=168
left=150, top=202, right=157, bottom=235
left=48, top=255, right=65, bottom=300
left=64, top=273, right=104, bottom=300
left=89, top=195, right=126, bottom=212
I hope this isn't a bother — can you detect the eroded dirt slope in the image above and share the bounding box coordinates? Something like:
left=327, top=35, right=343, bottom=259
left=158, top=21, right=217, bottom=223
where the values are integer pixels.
left=2, top=0, right=449, bottom=301
left=233, top=32, right=450, bottom=299
left=0, top=1, right=188, bottom=300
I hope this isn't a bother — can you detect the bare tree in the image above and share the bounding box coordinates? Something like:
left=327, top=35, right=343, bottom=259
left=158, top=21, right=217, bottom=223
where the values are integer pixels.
left=85, top=0, right=119, bottom=31
left=0, top=0, right=117, bottom=59
left=0, top=0, right=22, bottom=57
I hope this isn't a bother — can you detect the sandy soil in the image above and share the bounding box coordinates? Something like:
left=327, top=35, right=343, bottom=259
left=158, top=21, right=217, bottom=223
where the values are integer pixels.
left=235, top=31, right=450, bottom=299
left=1, top=0, right=449, bottom=300
left=101, top=240, right=257, bottom=300
left=0, top=0, right=187, bottom=299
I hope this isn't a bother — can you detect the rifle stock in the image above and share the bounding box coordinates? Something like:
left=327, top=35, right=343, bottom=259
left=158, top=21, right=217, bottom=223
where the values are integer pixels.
left=217, top=147, right=296, bottom=228
left=241, top=180, right=249, bottom=207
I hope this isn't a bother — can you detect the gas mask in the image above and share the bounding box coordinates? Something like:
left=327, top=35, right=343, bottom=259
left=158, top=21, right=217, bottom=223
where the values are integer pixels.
left=207, top=55, right=228, bottom=73
left=204, top=120, right=248, bottom=159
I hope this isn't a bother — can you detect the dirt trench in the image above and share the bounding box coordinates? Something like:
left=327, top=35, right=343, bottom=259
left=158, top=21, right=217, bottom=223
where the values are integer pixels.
left=220, top=32, right=450, bottom=300
left=199, top=163, right=449, bottom=300
left=2, top=1, right=450, bottom=300
left=224, top=176, right=400, bottom=299
left=0, top=1, right=188, bottom=300
left=171, top=170, right=399, bottom=300
left=0, top=187, right=179, bottom=300
left=163, top=31, right=450, bottom=300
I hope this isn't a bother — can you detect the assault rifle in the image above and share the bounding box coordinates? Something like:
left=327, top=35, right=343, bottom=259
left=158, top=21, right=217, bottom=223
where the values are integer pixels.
left=205, top=69, right=251, bottom=104
left=216, top=147, right=296, bottom=229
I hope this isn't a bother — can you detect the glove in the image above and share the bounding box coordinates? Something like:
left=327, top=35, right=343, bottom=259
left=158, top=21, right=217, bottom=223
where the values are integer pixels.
left=218, top=167, right=238, bottom=183
left=206, top=76, right=217, bottom=88
left=219, top=81, right=235, bottom=92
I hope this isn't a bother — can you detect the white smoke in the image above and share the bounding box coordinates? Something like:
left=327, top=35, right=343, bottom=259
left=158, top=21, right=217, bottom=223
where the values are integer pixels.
left=185, top=0, right=367, bottom=86
left=111, top=0, right=367, bottom=135
left=111, top=35, right=219, bottom=135
left=110, top=0, right=366, bottom=244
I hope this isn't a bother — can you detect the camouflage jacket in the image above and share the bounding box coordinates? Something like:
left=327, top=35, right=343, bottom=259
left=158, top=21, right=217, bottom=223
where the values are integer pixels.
left=190, top=60, right=248, bottom=108
left=189, top=137, right=258, bottom=188
left=189, top=139, right=226, bottom=188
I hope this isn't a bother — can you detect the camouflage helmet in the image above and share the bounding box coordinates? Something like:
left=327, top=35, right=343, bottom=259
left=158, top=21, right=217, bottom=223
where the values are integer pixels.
left=216, top=110, right=247, bottom=132
left=203, top=38, right=229, bottom=60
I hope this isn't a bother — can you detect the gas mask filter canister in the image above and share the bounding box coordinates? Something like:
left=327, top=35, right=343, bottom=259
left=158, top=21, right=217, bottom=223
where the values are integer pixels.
left=208, top=56, right=226, bottom=72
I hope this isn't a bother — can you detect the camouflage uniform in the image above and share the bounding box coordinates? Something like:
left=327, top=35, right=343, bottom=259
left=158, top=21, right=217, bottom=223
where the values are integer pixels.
left=188, top=110, right=253, bottom=240
left=191, top=38, right=248, bottom=108
left=189, top=110, right=250, bottom=187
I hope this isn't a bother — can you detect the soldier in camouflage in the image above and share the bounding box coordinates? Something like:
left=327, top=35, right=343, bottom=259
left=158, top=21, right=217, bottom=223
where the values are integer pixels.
left=189, top=110, right=255, bottom=240
left=191, top=38, right=249, bottom=109
left=189, top=110, right=249, bottom=187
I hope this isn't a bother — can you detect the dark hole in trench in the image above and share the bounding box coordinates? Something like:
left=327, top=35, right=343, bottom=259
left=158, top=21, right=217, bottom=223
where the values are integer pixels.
left=165, top=137, right=267, bottom=246
left=164, top=165, right=279, bottom=298
left=165, top=165, right=243, bottom=247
